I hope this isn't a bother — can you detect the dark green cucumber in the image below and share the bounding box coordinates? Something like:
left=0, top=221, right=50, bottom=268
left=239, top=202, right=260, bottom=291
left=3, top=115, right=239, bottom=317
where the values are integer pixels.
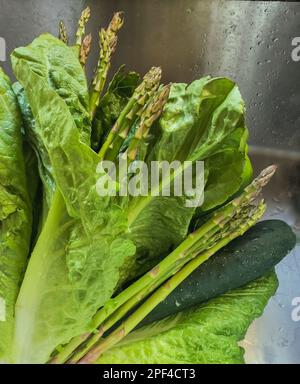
left=139, top=219, right=296, bottom=327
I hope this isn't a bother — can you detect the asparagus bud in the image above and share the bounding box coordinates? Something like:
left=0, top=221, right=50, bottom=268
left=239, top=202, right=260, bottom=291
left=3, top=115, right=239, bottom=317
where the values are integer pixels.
left=98, top=66, right=162, bottom=161
left=127, top=84, right=171, bottom=162
left=130, top=66, right=162, bottom=108
left=139, top=84, right=171, bottom=137
left=79, top=33, right=92, bottom=66
left=233, top=164, right=277, bottom=208
left=59, top=21, right=68, bottom=44
left=75, top=6, right=91, bottom=47
left=89, top=12, right=124, bottom=119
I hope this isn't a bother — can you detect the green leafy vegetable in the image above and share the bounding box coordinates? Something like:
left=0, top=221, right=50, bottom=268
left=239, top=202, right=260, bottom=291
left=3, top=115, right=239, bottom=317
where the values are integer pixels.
left=13, top=82, right=52, bottom=226
left=97, top=272, right=278, bottom=364
left=0, top=68, right=32, bottom=362
left=10, top=34, right=135, bottom=363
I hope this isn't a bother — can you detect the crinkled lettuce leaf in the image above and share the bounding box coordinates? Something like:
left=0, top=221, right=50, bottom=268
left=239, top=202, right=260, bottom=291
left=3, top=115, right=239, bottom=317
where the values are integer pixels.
left=200, top=126, right=252, bottom=212
left=0, top=68, right=32, bottom=362
left=97, top=272, right=278, bottom=364
left=126, top=195, right=193, bottom=280
left=11, top=34, right=135, bottom=363
left=13, top=82, right=52, bottom=223
left=125, top=77, right=252, bottom=280
left=12, top=31, right=91, bottom=209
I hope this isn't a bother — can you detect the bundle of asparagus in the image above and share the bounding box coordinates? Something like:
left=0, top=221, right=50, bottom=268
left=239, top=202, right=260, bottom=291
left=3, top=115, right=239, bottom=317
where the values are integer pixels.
left=50, top=165, right=276, bottom=364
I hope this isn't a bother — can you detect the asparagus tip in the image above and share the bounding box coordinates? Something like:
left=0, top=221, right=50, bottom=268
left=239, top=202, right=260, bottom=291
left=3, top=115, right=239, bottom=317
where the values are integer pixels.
left=59, top=21, right=68, bottom=44
left=255, top=164, right=277, bottom=188
left=159, top=83, right=171, bottom=103
left=143, top=83, right=171, bottom=127
left=143, top=67, right=162, bottom=91
left=76, top=6, right=91, bottom=47
left=109, top=11, right=124, bottom=32
left=80, top=33, right=92, bottom=66
left=82, top=6, right=91, bottom=20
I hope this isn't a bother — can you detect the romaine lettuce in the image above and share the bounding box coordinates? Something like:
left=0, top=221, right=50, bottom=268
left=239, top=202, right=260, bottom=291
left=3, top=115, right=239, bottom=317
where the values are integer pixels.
left=0, top=68, right=32, bottom=362
left=10, top=34, right=135, bottom=363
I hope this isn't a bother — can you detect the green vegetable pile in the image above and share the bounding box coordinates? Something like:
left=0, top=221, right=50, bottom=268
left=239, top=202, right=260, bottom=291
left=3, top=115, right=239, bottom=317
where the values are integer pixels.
left=0, top=8, right=295, bottom=364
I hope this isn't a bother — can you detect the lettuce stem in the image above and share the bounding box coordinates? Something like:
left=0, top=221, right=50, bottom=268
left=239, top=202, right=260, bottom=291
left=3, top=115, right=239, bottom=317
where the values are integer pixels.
left=13, top=190, right=65, bottom=362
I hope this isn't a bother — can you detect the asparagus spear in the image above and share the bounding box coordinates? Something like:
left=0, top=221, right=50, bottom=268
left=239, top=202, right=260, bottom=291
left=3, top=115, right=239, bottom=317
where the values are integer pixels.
left=126, top=84, right=171, bottom=163
left=58, top=21, right=68, bottom=44
left=89, top=12, right=124, bottom=119
left=78, top=200, right=266, bottom=364
left=79, top=33, right=92, bottom=67
left=49, top=165, right=276, bottom=364
left=75, top=6, right=91, bottom=48
left=98, top=67, right=162, bottom=161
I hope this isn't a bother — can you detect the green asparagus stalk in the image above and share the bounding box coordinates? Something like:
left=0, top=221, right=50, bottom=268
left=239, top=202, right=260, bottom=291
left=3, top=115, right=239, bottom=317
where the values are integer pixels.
left=75, top=6, right=91, bottom=48
left=78, top=200, right=266, bottom=364
left=58, top=21, right=68, bottom=44
left=126, top=84, right=171, bottom=163
left=89, top=12, right=124, bottom=119
left=98, top=66, right=162, bottom=161
left=49, top=165, right=276, bottom=364
left=79, top=33, right=92, bottom=67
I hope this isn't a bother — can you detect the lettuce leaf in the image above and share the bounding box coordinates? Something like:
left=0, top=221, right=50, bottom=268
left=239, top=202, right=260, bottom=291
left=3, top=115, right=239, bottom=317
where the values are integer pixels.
left=200, top=126, right=252, bottom=212
left=97, top=272, right=278, bottom=364
left=10, top=34, right=135, bottom=363
left=0, top=68, right=32, bottom=361
left=13, top=82, right=53, bottom=223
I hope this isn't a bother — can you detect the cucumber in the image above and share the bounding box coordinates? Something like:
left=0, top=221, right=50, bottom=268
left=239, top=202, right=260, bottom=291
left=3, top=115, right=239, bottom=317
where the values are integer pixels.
left=139, top=219, right=296, bottom=327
